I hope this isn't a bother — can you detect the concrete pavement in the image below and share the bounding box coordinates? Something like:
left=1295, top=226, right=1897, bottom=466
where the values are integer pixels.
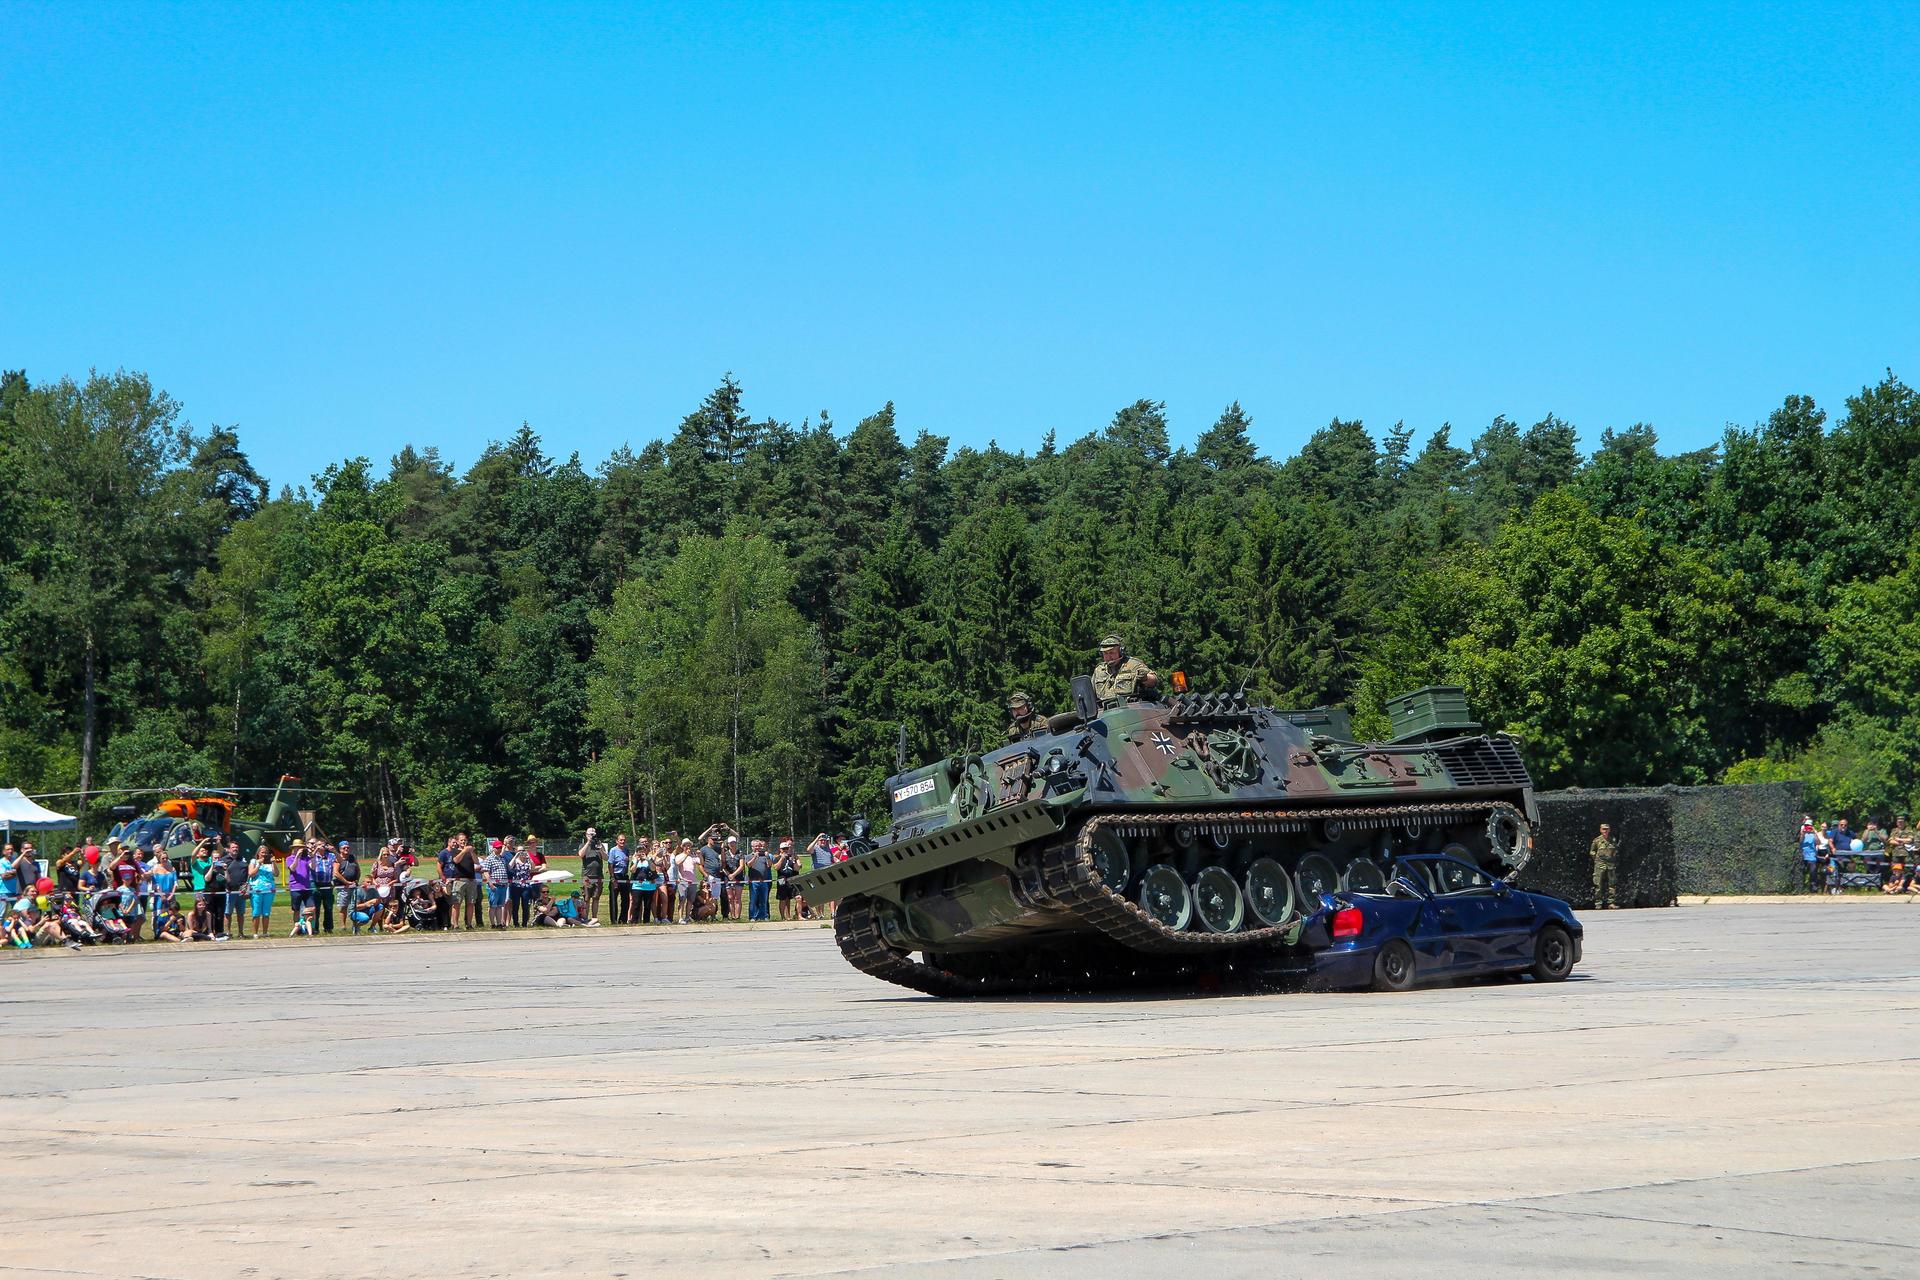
left=2, top=904, right=1915, bottom=1278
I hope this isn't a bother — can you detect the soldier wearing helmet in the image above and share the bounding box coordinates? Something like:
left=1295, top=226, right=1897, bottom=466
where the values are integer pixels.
left=1090, top=635, right=1158, bottom=709
left=1005, top=691, right=1049, bottom=743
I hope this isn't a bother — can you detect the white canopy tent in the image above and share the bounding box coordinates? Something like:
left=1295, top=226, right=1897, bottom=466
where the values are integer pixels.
left=1, top=789, right=77, bottom=878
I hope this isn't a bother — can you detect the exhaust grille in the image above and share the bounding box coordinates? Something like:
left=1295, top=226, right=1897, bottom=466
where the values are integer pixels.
left=1434, top=737, right=1533, bottom=789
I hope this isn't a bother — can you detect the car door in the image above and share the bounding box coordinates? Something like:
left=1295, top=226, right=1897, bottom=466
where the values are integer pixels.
left=1428, top=859, right=1503, bottom=972
left=1479, top=886, right=1543, bottom=967
left=1392, top=861, right=1455, bottom=970
left=1408, top=895, right=1454, bottom=970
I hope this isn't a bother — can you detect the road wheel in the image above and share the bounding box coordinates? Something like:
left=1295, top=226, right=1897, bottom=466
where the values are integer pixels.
left=1244, top=857, right=1296, bottom=927
left=1088, top=830, right=1132, bottom=892
left=1372, top=940, right=1415, bottom=992
left=1192, top=867, right=1245, bottom=933
left=1138, top=864, right=1193, bottom=930
left=1294, top=852, right=1341, bottom=903
left=1342, top=858, right=1387, bottom=895
left=1531, top=926, right=1574, bottom=982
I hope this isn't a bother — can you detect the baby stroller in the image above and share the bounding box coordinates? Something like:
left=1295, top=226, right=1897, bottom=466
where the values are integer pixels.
left=87, top=890, right=135, bottom=943
left=401, top=878, right=443, bottom=930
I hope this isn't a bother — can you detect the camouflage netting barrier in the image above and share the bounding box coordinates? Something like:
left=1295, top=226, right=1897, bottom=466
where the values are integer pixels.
left=1669, top=782, right=1805, bottom=894
left=1522, top=782, right=1803, bottom=908
left=1527, top=790, right=1675, bottom=908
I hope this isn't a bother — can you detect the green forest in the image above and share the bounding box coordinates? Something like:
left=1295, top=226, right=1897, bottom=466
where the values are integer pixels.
left=4, top=367, right=1918, bottom=839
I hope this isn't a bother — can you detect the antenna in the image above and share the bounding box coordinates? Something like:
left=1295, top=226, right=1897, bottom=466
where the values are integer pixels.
left=894, top=724, right=910, bottom=772
left=1235, top=629, right=1284, bottom=698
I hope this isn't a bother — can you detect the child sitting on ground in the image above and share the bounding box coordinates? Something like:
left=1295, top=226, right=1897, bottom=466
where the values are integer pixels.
left=378, top=897, right=411, bottom=933
left=291, top=902, right=317, bottom=936
left=186, top=895, right=218, bottom=941
left=152, top=900, right=189, bottom=942
left=5, top=905, right=36, bottom=948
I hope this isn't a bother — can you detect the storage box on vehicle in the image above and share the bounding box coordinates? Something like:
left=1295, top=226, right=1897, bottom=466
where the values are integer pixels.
left=1386, top=685, right=1480, bottom=742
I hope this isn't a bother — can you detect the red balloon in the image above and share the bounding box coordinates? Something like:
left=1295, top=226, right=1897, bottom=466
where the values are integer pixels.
left=35, top=877, right=54, bottom=895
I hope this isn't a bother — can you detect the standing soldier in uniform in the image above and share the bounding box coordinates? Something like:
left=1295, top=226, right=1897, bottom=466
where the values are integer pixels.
left=1589, top=822, right=1618, bottom=909
left=1090, top=635, right=1159, bottom=709
left=1005, top=691, right=1049, bottom=742
left=1887, top=815, right=1915, bottom=892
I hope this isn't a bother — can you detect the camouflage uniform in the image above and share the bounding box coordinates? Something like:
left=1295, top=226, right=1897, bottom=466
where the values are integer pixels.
left=1889, top=822, right=1914, bottom=875
left=1091, top=655, right=1158, bottom=709
left=1863, top=823, right=1889, bottom=885
left=1006, top=712, right=1049, bottom=742
left=1005, top=692, right=1049, bottom=743
left=1589, top=833, right=1618, bottom=908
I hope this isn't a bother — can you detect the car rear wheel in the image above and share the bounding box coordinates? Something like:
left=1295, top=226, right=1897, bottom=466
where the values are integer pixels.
left=1531, top=926, right=1574, bottom=982
left=1371, top=940, right=1415, bottom=992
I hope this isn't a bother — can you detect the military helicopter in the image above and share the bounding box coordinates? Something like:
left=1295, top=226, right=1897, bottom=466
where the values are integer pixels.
left=30, top=775, right=341, bottom=862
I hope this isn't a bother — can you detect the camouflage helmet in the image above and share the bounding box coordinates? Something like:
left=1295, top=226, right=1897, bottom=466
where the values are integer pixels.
left=1008, top=690, right=1033, bottom=711
left=1098, top=634, right=1125, bottom=651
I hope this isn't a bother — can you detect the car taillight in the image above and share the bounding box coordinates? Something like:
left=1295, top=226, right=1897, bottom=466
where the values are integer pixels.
left=1332, top=907, right=1363, bottom=939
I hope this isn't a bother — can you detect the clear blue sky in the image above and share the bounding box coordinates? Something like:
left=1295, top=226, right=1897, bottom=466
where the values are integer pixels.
left=4, top=2, right=1914, bottom=489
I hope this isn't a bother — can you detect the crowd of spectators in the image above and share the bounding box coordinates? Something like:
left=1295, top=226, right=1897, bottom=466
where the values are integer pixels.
left=580, top=823, right=834, bottom=927
left=0, top=821, right=852, bottom=951
left=1799, top=814, right=1919, bottom=894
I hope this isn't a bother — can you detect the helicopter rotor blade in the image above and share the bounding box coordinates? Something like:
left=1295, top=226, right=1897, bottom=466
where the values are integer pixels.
left=26, top=788, right=175, bottom=800
left=27, top=783, right=354, bottom=801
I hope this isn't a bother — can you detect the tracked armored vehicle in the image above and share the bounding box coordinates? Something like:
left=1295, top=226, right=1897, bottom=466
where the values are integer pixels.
left=793, top=682, right=1537, bottom=995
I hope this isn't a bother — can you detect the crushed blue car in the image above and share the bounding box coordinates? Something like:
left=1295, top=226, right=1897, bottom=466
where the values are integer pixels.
left=1294, top=853, right=1583, bottom=991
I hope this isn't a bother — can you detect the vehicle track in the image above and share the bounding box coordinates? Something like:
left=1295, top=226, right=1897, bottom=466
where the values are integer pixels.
left=836, top=800, right=1530, bottom=995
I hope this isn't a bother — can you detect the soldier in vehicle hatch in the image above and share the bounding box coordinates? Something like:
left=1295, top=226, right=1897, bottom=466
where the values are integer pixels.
left=1090, top=635, right=1159, bottom=709
left=1005, top=691, right=1049, bottom=743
